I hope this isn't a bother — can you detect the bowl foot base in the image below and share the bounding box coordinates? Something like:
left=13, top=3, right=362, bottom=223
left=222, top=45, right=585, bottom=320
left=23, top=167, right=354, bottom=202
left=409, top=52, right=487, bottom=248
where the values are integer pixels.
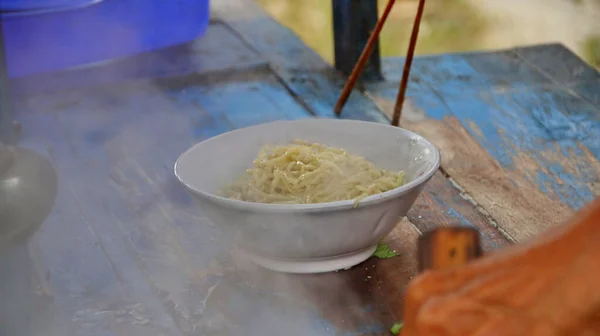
left=247, top=245, right=378, bottom=274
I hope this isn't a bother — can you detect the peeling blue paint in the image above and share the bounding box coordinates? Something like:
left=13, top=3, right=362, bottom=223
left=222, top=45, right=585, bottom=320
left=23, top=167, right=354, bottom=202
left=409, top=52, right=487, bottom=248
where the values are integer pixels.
left=446, top=208, right=498, bottom=249
left=287, top=71, right=389, bottom=123
left=164, top=76, right=314, bottom=140
left=377, top=53, right=600, bottom=211
left=446, top=208, right=473, bottom=227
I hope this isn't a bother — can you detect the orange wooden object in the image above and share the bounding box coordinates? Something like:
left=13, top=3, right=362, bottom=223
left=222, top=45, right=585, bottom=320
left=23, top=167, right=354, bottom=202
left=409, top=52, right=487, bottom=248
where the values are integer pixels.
left=417, top=227, right=482, bottom=273
left=403, top=197, right=600, bottom=335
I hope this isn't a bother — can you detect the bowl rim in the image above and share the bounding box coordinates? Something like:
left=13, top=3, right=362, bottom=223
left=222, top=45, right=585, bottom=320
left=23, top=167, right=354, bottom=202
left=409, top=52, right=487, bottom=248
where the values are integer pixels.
left=174, top=119, right=441, bottom=213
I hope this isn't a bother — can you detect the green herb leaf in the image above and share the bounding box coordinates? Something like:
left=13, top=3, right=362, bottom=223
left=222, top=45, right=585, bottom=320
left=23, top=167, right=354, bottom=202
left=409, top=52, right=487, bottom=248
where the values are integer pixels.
left=390, top=322, right=403, bottom=335
left=373, top=244, right=400, bottom=259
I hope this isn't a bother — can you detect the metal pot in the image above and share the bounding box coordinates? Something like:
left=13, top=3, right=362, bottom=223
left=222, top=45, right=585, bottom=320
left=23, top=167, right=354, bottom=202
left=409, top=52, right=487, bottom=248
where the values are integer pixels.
left=0, top=144, right=57, bottom=335
left=0, top=144, right=58, bottom=252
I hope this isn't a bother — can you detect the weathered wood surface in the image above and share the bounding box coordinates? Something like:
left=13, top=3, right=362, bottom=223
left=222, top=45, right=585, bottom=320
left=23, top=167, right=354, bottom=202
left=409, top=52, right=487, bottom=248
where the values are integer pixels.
left=366, top=45, right=600, bottom=243
left=1, top=0, right=597, bottom=335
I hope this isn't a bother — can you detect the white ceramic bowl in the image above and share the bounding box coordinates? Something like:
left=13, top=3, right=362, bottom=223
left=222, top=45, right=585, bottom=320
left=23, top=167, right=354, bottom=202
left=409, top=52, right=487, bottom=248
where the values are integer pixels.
left=175, top=119, right=440, bottom=273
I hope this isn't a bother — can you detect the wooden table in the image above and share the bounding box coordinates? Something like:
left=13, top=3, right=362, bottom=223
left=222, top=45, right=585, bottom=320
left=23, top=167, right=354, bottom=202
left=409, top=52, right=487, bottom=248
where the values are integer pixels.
left=2, top=0, right=599, bottom=335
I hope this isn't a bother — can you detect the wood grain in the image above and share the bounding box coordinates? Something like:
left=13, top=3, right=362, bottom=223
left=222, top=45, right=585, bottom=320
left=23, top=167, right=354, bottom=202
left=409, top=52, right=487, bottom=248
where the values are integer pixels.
left=370, top=93, right=574, bottom=242
left=375, top=52, right=600, bottom=211
left=227, top=218, right=422, bottom=334
left=16, top=71, right=319, bottom=335
left=412, top=116, right=574, bottom=242
left=367, top=46, right=600, bottom=242
left=514, top=43, right=600, bottom=84
left=409, top=172, right=511, bottom=251
left=371, top=218, right=422, bottom=324
left=12, top=64, right=435, bottom=335
left=16, top=101, right=184, bottom=336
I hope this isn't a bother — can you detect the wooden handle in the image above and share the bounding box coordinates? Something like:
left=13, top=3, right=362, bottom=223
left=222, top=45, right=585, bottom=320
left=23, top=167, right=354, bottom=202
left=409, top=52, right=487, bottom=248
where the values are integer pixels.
left=391, top=0, right=427, bottom=126
left=417, top=227, right=482, bottom=272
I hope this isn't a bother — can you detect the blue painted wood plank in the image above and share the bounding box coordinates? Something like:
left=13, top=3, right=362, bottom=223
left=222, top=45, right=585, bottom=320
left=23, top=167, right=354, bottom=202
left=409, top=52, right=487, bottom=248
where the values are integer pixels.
left=450, top=87, right=597, bottom=209
left=569, top=78, right=600, bottom=107
left=14, top=104, right=183, bottom=336
left=408, top=173, right=509, bottom=251
left=373, top=47, right=600, bottom=211
left=375, top=85, right=598, bottom=210
left=284, top=70, right=388, bottom=123
left=165, top=75, right=313, bottom=132
left=381, top=49, right=552, bottom=91
left=52, top=84, right=305, bottom=334
left=514, top=43, right=600, bottom=84
left=14, top=69, right=344, bottom=335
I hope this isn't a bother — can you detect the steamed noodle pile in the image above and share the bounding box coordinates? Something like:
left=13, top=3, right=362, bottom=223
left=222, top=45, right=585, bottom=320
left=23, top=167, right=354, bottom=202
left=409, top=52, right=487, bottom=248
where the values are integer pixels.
left=222, top=140, right=405, bottom=205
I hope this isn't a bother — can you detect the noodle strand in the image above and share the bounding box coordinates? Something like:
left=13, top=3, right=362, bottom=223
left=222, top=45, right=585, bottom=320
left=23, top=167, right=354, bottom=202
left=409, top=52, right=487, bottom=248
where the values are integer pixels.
left=221, top=140, right=405, bottom=205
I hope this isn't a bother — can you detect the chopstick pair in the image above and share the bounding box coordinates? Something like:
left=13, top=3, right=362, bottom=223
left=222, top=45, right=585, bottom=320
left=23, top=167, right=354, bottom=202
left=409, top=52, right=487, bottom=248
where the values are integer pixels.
left=334, top=0, right=427, bottom=127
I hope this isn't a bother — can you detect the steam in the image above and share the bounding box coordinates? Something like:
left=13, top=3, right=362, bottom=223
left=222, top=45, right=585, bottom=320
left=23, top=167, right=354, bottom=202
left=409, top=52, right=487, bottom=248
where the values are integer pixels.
left=50, top=81, right=379, bottom=335
left=3, top=6, right=390, bottom=336
left=221, top=249, right=387, bottom=336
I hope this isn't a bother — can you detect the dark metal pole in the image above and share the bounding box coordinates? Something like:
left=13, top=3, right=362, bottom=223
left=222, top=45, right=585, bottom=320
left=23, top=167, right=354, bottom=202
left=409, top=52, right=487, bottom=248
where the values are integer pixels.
left=332, top=0, right=383, bottom=81
left=0, top=19, right=15, bottom=144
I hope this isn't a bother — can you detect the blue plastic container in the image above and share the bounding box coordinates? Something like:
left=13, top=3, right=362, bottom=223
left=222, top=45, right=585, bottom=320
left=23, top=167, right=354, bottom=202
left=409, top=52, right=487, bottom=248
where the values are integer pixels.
left=1, top=0, right=101, bottom=12
left=2, top=0, right=210, bottom=78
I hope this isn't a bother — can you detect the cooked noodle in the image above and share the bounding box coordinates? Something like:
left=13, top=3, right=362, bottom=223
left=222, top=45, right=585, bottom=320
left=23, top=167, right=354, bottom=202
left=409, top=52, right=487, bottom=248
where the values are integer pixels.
left=221, top=140, right=405, bottom=205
